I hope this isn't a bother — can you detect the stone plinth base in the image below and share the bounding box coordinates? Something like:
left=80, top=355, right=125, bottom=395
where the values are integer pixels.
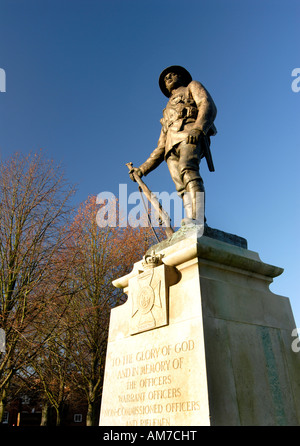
left=99, top=227, right=300, bottom=426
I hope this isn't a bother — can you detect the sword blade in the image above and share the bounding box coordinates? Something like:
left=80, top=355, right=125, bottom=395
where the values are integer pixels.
left=126, top=163, right=174, bottom=238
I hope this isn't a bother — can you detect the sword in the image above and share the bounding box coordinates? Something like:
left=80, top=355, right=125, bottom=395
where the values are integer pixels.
left=126, top=162, right=174, bottom=239
left=202, top=134, right=215, bottom=172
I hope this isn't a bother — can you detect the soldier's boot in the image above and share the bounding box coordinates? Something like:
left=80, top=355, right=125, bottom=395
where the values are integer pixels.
left=181, top=179, right=206, bottom=227
left=181, top=191, right=193, bottom=225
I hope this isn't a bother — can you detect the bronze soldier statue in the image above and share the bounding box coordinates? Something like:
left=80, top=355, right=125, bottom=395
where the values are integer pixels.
left=129, top=65, right=217, bottom=226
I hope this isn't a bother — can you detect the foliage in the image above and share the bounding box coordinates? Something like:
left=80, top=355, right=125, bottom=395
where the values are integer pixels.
left=0, top=152, right=166, bottom=425
left=0, top=151, right=75, bottom=423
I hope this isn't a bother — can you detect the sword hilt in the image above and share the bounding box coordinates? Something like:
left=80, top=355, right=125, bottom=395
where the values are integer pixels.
left=126, top=162, right=134, bottom=171
left=126, top=162, right=142, bottom=184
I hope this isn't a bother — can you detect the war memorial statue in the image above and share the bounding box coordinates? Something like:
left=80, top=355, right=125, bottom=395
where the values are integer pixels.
left=129, top=65, right=217, bottom=226
left=100, top=65, right=300, bottom=427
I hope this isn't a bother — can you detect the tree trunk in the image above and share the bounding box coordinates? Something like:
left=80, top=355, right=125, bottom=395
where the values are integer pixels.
left=55, top=407, right=61, bottom=426
left=40, top=401, right=49, bottom=426
left=0, top=388, right=7, bottom=423
left=86, top=395, right=100, bottom=426
left=86, top=402, right=93, bottom=426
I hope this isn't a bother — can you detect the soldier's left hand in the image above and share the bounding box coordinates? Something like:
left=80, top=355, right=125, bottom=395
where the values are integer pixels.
left=186, top=129, right=202, bottom=144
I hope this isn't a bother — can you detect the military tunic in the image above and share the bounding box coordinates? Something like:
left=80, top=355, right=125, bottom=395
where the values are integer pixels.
left=139, top=80, right=217, bottom=195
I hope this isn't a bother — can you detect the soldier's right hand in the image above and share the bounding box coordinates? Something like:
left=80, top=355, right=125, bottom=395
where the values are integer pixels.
left=129, top=167, right=143, bottom=182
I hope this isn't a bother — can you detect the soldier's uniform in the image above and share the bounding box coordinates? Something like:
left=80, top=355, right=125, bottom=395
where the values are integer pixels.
left=139, top=78, right=217, bottom=197
left=136, top=66, right=217, bottom=223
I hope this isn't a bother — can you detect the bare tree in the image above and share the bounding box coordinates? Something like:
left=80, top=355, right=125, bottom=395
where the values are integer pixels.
left=64, top=196, right=162, bottom=425
left=0, top=151, right=75, bottom=422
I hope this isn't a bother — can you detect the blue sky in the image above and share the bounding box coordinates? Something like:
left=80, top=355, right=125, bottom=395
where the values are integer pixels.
left=0, top=0, right=299, bottom=327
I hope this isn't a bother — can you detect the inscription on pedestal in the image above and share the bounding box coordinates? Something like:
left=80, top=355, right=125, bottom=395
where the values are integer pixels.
left=100, top=249, right=210, bottom=426
left=100, top=321, right=210, bottom=426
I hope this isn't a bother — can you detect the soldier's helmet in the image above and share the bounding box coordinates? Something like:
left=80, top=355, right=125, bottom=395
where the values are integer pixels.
left=159, top=65, right=192, bottom=97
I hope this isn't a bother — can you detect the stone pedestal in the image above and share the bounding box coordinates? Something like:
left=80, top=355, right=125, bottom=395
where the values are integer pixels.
left=99, top=226, right=300, bottom=426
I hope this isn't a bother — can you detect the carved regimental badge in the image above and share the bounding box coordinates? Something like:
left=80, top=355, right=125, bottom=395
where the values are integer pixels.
left=129, top=251, right=170, bottom=335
